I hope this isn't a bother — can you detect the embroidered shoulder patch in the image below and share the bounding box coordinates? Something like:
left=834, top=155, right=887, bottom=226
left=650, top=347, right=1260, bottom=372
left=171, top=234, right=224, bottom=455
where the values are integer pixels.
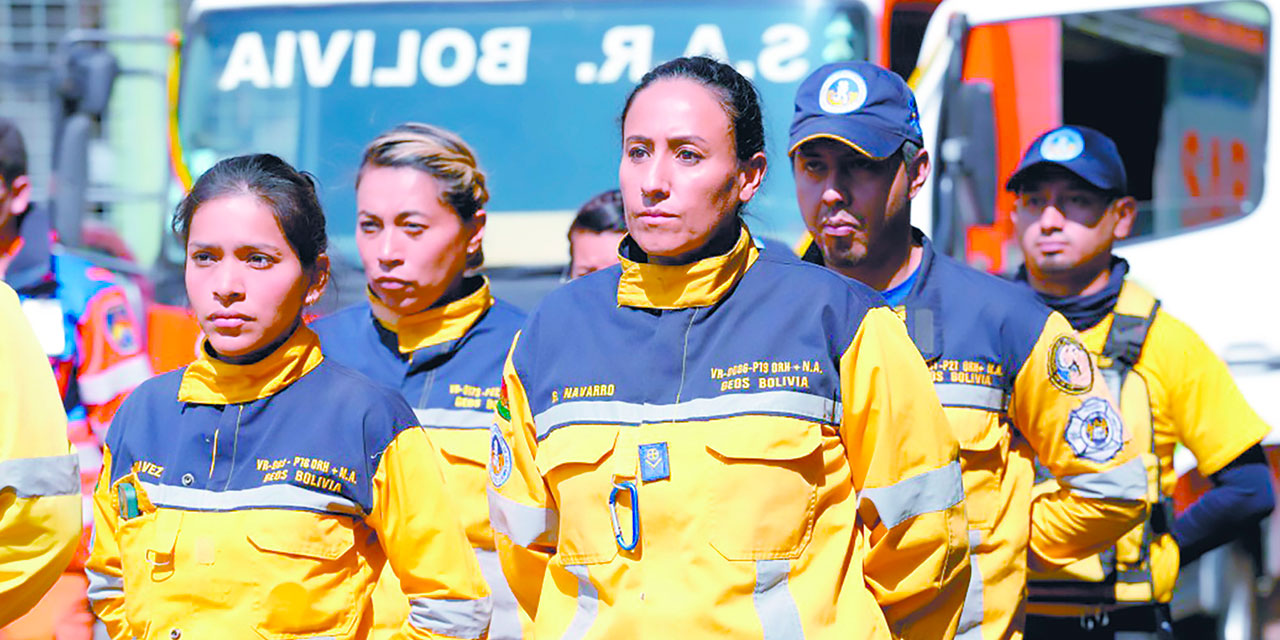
left=1064, top=397, right=1125, bottom=463
left=489, top=425, right=513, bottom=487
left=496, top=380, right=511, bottom=421
left=1048, top=335, right=1093, bottom=394
left=103, top=302, right=141, bottom=354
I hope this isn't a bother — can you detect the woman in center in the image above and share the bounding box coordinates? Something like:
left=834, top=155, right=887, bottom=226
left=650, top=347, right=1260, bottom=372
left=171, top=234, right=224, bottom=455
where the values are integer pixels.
left=488, top=56, right=971, bottom=638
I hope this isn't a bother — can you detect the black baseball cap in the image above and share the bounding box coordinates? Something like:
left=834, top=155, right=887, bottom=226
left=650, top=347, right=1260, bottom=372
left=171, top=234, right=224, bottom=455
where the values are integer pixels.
left=1006, top=125, right=1127, bottom=194
left=789, top=61, right=923, bottom=159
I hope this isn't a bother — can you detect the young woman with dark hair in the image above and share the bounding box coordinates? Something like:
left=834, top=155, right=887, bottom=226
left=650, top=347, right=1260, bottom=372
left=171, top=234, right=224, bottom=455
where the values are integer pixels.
left=85, top=153, right=490, bottom=640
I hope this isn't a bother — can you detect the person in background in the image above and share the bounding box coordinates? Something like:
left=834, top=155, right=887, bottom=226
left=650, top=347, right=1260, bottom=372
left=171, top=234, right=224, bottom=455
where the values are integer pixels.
left=489, top=55, right=970, bottom=639
left=789, top=61, right=1152, bottom=640
left=0, top=280, right=81, bottom=627
left=313, top=122, right=528, bottom=639
left=567, top=189, right=626, bottom=279
left=0, top=117, right=151, bottom=640
left=1011, top=125, right=1273, bottom=639
left=85, top=153, right=490, bottom=640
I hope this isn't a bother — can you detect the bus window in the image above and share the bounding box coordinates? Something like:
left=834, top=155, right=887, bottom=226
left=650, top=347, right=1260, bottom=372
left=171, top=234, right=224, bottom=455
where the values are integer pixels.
left=1060, top=1, right=1268, bottom=242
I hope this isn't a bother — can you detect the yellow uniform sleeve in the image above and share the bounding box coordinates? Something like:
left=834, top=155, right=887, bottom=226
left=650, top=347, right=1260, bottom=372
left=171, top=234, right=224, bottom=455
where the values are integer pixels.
left=0, top=281, right=81, bottom=627
left=369, top=427, right=492, bottom=640
left=85, top=445, right=128, bottom=638
left=1016, top=312, right=1152, bottom=572
left=1148, top=311, right=1269, bottom=475
left=488, top=332, right=557, bottom=621
left=845, top=307, right=970, bottom=640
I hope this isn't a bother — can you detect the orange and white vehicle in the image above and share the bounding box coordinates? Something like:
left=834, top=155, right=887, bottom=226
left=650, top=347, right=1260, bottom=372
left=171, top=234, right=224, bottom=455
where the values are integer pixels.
left=911, top=1, right=1276, bottom=636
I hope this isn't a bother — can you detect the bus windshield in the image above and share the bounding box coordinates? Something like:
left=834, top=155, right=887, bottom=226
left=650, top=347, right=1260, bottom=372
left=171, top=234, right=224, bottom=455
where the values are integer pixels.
left=179, top=0, right=872, bottom=267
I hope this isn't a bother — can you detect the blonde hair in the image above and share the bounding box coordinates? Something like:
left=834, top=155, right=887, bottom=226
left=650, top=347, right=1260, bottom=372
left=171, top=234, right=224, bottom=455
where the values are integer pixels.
left=358, top=122, right=488, bottom=268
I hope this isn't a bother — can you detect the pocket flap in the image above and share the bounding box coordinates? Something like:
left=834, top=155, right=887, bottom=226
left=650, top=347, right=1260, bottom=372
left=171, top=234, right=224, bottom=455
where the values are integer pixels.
left=430, top=428, right=488, bottom=467
left=247, top=516, right=354, bottom=560
left=949, top=411, right=1004, bottom=453
left=535, top=429, right=618, bottom=476
left=705, top=421, right=822, bottom=461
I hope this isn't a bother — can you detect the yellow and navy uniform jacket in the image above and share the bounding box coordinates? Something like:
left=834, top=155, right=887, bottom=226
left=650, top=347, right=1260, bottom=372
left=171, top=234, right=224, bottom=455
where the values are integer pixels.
left=829, top=232, right=1151, bottom=640
left=314, top=276, right=527, bottom=639
left=803, top=233, right=1151, bottom=639
left=4, top=206, right=151, bottom=553
left=0, top=281, right=81, bottom=626
left=1026, top=279, right=1270, bottom=615
left=84, top=326, right=491, bottom=640
left=489, top=226, right=971, bottom=639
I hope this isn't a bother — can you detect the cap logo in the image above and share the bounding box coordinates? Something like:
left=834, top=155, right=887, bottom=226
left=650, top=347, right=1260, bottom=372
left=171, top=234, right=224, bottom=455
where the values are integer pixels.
left=1040, top=128, right=1085, bottom=162
left=818, top=70, right=868, bottom=115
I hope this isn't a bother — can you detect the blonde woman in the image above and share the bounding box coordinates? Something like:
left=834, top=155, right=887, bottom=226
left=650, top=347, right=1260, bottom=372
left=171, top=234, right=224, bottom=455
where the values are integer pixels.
left=313, top=123, right=527, bottom=639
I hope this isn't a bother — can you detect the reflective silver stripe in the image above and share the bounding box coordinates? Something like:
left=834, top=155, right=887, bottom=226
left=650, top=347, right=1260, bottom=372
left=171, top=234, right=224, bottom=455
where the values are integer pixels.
left=77, top=354, right=152, bottom=405
left=414, top=408, right=493, bottom=430
left=1059, top=456, right=1149, bottom=501
left=488, top=486, right=558, bottom=548
left=534, top=391, right=840, bottom=440
left=0, top=453, right=79, bottom=498
left=955, top=530, right=985, bottom=640
left=139, top=481, right=363, bottom=516
left=753, top=559, right=804, bottom=640
left=475, top=548, right=523, bottom=640
left=85, top=568, right=124, bottom=604
left=933, top=382, right=1006, bottom=412
left=561, top=564, right=599, bottom=640
left=861, top=460, right=964, bottom=529
left=407, top=595, right=491, bottom=640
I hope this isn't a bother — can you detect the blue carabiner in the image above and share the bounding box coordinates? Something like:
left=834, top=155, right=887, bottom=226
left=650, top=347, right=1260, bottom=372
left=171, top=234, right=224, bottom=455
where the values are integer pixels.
left=609, top=480, right=640, bottom=552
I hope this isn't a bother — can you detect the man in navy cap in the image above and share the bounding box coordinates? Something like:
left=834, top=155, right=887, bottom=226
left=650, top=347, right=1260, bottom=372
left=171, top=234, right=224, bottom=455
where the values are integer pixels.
left=1011, top=126, right=1273, bottom=639
left=789, top=63, right=1152, bottom=640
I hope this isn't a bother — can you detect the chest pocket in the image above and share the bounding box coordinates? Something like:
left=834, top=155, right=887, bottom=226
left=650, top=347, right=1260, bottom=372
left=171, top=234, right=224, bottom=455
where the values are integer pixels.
left=705, top=420, right=823, bottom=561
left=536, top=429, right=621, bottom=565
left=425, top=427, right=494, bottom=548
left=246, top=513, right=361, bottom=639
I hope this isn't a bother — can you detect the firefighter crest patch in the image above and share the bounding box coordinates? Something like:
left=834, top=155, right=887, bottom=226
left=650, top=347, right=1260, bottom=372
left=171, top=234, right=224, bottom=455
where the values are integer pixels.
left=819, top=69, right=868, bottom=114
left=1048, top=335, right=1093, bottom=394
left=1064, top=397, right=1125, bottom=463
left=489, top=425, right=513, bottom=487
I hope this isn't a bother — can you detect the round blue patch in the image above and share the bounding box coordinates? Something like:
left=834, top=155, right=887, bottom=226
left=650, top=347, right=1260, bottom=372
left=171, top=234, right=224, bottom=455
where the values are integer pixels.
left=1040, top=127, right=1085, bottom=162
left=489, top=426, right=513, bottom=487
left=818, top=69, right=868, bottom=114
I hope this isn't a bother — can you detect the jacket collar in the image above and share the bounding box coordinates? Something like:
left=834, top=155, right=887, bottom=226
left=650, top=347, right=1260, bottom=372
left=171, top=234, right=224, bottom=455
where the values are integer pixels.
left=616, top=224, right=759, bottom=309
left=179, top=325, right=324, bottom=405
left=369, top=276, right=493, bottom=354
left=899, top=228, right=944, bottom=364
left=3, top=205, right=56, bottom=294
left=800, top=226, right=943, bottom=363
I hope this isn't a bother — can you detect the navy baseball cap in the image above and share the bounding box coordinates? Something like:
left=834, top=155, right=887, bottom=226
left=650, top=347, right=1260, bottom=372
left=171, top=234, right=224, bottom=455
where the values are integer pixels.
left=1006, top=125, right=1127, bottom=193
left=789, top=61, right=923, bottom=159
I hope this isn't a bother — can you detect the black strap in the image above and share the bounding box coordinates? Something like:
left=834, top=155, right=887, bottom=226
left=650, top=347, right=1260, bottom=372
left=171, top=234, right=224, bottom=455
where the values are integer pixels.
left=1102, top=300, right=1160, bottom=370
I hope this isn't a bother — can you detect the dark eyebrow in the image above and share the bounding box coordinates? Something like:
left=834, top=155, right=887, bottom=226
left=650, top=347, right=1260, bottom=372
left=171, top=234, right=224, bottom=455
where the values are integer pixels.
left=236, top=243, right=286, bottom=255
left=624, top=135, right=652, bottom=145
left=667, top=135, right=709, bottom=146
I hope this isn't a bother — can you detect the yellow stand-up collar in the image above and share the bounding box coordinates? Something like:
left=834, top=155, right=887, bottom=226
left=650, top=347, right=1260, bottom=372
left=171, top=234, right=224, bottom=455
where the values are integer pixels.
left=617, top=225, right=760, bottom=309
left=179, top=325, right=325, bottom=405
left=369, top=277, right=494, bottom=354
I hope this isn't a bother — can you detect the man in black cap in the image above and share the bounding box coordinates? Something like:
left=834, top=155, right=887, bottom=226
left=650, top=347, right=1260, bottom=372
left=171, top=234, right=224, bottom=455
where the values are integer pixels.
left=1011, top=125, right=1273, bottom=639
left=789, top=62, right=1152, bottom=640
